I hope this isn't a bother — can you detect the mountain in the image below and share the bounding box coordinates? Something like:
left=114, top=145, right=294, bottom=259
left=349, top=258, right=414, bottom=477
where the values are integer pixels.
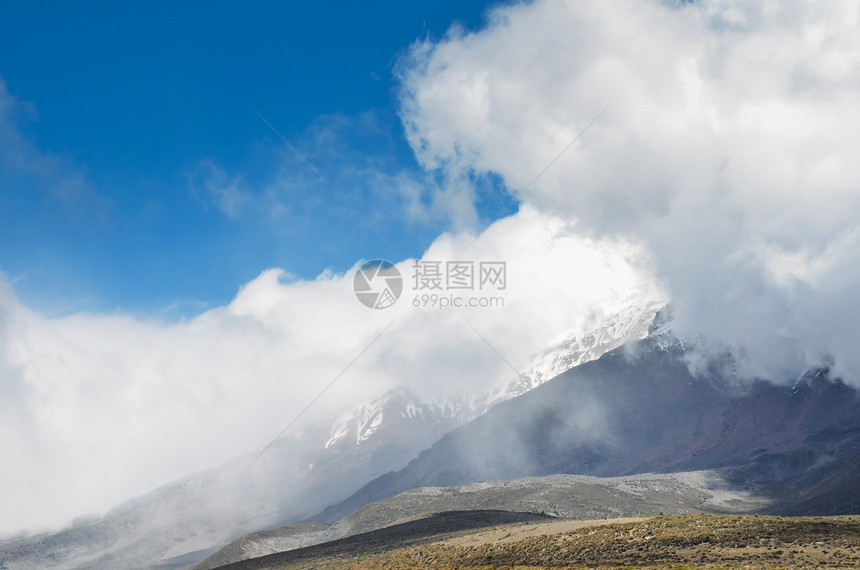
left=315, top=334, right=860, bottom=524
left=188, top=325, right=859, bottom=567
left=0, top=305, right=661, bottom=569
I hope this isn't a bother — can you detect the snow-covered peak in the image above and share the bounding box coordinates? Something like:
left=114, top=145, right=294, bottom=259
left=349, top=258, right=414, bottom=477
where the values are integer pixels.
left=481, top=301, right=665, bottom=410
left=323, top=301, right=664, bottom=451
left=323, top=387, right=464, bottom=449
left=324, top=391, right=399, bottom=448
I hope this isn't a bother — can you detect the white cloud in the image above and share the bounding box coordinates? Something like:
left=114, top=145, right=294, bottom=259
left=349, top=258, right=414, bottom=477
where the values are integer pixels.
left=0, top=205, right=661, bottom=536
left=397, top=0, right=860, bottom=382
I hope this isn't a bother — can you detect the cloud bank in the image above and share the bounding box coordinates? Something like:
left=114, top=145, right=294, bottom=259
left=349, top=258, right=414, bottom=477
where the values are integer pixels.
left=398, top=0, right=860, bottom=382
left=0, top=206, right=660, bottom=536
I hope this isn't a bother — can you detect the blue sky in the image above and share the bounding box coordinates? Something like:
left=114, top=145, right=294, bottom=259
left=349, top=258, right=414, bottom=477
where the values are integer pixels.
left=0, top=0, right=515, bottom=316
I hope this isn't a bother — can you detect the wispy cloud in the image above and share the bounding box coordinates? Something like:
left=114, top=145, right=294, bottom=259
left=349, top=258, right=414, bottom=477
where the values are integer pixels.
left=191, top=110, right=504, bottom=238
left=0, top=77, right=107, bottom=222
left=189, top=159, right=252, bottom=219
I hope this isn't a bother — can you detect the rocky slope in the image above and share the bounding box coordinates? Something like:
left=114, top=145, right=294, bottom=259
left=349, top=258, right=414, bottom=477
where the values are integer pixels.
left=194, top=469, right=766, bottom=569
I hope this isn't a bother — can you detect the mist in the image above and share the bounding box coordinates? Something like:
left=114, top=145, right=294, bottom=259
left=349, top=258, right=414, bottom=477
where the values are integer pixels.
left=0, top=206, right=660, bottom=537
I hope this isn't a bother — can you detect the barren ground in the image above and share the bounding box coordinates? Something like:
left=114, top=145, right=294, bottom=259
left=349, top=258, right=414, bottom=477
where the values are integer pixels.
left=217, top=514, right=860, bottom=569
